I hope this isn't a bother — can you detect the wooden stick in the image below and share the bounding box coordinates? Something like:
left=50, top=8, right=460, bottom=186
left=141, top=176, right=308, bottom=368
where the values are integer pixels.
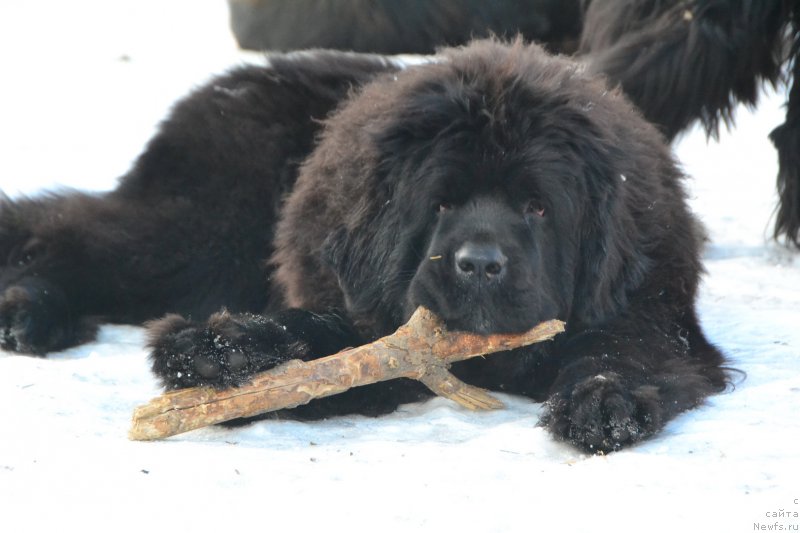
left=129, top=307, right=564, bottom=441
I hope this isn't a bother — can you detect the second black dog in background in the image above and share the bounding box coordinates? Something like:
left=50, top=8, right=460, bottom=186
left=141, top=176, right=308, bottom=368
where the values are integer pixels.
left=581, top=0, right=800, bottom=247
left=228, top=0, right=583, bottom=55
left=228, top=0, right=800, bottom=248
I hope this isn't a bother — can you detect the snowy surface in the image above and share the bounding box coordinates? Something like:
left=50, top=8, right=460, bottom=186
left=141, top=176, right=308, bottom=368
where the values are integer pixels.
left=1, top=2, right=799, bottom=532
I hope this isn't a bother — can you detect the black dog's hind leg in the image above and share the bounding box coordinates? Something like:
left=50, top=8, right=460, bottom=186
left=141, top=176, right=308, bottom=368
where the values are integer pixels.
left=0, top=194, right=108, bottom=355
left=0, top=277, right=97, bottom=354
left=0, top=191, right=272, bottom=355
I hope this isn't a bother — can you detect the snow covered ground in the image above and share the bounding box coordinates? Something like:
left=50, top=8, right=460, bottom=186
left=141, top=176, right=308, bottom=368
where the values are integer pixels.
left=1, top=2, right=798, bottom=532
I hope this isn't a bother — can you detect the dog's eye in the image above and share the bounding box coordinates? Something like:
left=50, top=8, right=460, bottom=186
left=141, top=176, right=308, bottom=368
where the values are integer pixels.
left=525, top=199, right=545, bottom=217
left=14, top=238, right=44, bottom=267
left=437, top=202, right=453, bottom=213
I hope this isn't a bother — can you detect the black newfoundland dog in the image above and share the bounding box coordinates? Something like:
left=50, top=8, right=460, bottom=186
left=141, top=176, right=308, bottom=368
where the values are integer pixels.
left=0, top=40, right=729, bottom=453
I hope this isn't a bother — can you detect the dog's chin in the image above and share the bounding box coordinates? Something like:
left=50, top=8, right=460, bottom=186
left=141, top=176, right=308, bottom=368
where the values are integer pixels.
left=404, top=272, right=561, bottom=335
left=442, top=310, right=541, bottom=335
left=406, top=290, right=542, bottom=335
left=442, top=315, right=497, bottom=335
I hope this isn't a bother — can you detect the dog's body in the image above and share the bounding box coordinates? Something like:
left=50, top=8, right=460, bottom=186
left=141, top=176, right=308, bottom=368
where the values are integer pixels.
left=0, top=41, right=729, bottom=452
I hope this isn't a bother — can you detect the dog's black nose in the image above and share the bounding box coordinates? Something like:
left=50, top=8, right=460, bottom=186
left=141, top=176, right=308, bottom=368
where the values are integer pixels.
left=455, top=242, right=507, bottom=280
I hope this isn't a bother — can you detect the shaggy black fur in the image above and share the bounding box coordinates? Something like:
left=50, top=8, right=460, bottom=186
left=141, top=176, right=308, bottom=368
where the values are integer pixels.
left=0, top=40, right=729, bottom=453
left=581, top=0, right=800, bottom=247
left=226, top=0, right=800, bottom=247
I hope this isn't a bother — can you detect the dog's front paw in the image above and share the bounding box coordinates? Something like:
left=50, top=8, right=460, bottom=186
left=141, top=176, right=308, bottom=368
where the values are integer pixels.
left=0, top=279, right=85, bottom=355
left=541, top=373, right=662, bottom=453
left=147, top=310, right=311, bottom=390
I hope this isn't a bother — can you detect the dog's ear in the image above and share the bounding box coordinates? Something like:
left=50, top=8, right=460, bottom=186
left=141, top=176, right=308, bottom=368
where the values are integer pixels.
left=320, top=205, right=413, bottom=334
left=770, top=72, right=800, bottom=247
left=319, top=226, right=347, bottom=275
left=563, top=128, right=654, bottom=327
left=320, top=224, right=382, bottom=313
left=572, top=178, right=651, bottom=326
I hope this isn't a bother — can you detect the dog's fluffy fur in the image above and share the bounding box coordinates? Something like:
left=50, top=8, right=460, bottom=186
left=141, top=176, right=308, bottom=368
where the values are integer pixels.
left=0, top=40, right=729, bottom=452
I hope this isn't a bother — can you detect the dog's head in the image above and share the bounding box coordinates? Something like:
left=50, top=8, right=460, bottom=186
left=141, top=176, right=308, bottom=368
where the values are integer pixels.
left=278, top=39, right=686, bottom=336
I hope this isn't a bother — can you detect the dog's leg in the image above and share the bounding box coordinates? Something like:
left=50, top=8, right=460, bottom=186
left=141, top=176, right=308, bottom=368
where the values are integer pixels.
left=770, top=40, right=800, bottom=247
left=0, top=191, right=271, bottom=355
left=148, top=308, right=432, bottom=418
left=539, top=307, right=729, bottom=453
left=0, top=193, right=117, bottom=354
left=147, top=309, right=361, bottom=389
